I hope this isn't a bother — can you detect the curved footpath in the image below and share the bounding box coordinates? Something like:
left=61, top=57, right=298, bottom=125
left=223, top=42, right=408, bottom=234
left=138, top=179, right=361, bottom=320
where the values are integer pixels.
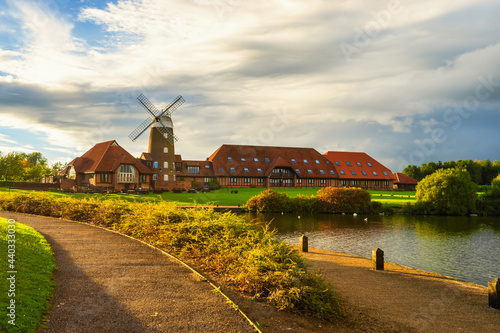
left=0, top=212, right=256, bottom=333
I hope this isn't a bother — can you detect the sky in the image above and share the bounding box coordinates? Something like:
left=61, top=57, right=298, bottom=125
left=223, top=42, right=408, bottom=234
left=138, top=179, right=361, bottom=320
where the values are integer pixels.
left=0, top=0, right=499, bottom=172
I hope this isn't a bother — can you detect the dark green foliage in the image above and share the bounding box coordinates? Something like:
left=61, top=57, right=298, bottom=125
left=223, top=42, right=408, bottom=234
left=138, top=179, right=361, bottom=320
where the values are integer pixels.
left=475, top=174, right=500, bottom=216
left=402, top=159, right=500, bottom=185
left=0, top=192, right=343, bottom=321
left=415, top=168, right=477, bottom=215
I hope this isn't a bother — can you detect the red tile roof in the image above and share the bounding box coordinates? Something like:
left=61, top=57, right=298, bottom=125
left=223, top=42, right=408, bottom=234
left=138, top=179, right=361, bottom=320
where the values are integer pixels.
left=208, top=144, right=337, bottom=178
left=324, top=151, right=394, bottom=180
left=393, top=172, right=418, bottom=185
left=177, top=160, right=214, bottom=177
left=71, top=140, right=153, bottom=174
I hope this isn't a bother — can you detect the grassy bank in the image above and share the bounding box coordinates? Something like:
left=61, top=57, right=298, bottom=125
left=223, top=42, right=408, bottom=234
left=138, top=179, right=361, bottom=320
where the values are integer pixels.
left=0, top=218, right=56, bottom=333
left=0, top=192, right=343, bottom=321
left=0, top=187, right=415, bottom=207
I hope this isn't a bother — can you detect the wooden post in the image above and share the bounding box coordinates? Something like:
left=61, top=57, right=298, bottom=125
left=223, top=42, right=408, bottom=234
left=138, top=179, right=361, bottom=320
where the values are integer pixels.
left=372, top=248, right=384, bottom=270
left=489, top=278, right=500, bottom=309
left=300, top=235, right=308, bottom=253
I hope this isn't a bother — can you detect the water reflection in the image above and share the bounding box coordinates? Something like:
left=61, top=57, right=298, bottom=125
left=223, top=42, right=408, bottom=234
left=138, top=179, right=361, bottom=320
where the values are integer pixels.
left=246, top=213, right=500, bottom=287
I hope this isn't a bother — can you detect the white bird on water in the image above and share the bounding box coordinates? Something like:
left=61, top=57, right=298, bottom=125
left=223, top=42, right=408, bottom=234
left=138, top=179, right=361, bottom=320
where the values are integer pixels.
left=364, top=218, right=368, bottom=222
left=353, top=213, right=357, bottom=216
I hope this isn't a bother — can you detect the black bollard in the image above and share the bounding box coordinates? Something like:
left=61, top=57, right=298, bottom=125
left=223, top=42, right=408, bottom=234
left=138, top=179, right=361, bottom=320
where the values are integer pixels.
left=372, top=248, right=384, bottom=270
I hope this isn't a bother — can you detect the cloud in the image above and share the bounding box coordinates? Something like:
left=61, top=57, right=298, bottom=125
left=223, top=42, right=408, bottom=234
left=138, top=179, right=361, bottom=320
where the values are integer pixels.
left=0, top=0, right=499, bottom=171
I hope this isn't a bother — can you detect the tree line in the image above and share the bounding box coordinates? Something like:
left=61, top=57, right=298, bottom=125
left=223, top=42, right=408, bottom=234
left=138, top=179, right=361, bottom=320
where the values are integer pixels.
left=0, top=152, right=65, bottom=182
left=402, top=159, right=500, bottom=185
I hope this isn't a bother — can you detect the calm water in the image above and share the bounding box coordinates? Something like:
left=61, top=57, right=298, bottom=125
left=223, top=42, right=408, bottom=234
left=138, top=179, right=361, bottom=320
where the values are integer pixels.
left=246, top=213, right=500, bottom=287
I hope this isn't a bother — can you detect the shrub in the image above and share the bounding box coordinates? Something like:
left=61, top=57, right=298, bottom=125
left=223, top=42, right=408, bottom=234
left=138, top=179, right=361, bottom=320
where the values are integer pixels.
left=415, top=168, right=477, bottom=215
left=246, top=189, right=290, bottom=213
left=491, top=174, right=500, bottom=196
left=316, top=187, right=371, bottom=213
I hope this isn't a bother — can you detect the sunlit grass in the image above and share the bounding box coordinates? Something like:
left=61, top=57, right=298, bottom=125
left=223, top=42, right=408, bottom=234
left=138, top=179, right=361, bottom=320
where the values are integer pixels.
left=0, top=218, right=56, bottom=333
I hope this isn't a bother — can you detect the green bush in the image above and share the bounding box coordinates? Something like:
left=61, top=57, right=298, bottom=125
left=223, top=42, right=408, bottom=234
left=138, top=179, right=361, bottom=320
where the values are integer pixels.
left=246, top=189, right=290, bottom=213
left=415, top=168, right=477, bottom=215
left=316, top=187, right=371, bottom=213
left=491, top=174, right=500, bottom=196
left=0, top=192, right=343, bottom=321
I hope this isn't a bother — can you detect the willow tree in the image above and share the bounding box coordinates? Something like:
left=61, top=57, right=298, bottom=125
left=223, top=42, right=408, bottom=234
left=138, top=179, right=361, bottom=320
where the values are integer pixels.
left=416, top=168, right=477, bottom=215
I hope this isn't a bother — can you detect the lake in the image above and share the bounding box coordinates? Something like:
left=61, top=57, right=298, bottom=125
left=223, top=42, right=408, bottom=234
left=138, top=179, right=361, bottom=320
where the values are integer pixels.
left=246, top=212, right=500, bottom=287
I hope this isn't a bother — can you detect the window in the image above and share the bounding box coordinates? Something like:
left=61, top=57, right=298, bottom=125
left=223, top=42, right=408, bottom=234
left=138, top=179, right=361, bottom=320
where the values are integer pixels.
left=320, top=170, right=325, bottom=175
left=321, top=179, right=326, bottom=184
left=164, top=174, right=169, bottom=181
left=346, top=162, right=351, bottom=166
left=383, top=171, right=388, bottom=176
left=218, top=167, right=223, bottom=172
left=216, top=157, right=220, bottom=160
left=297, top=179, right=302, bottom=184
left=375, top=180, right=379, bottom=186
left=291, top=159, right=296, bottom=163
left=228, top=157, right=232, bottom=161
left=153, top=161, right=158, bottom=168
left=117, top=165, right=136, bottom=183
left=230, top=178, right=237, bottom=183
left=257, top=168, right=262, bottom=173
left=351, top=170, right=356, bottom=175
left=230, top=167, right=236, bottom=172
left=241, top=157, right=246, bottom=162
left=265, top=158, right=270, bottom=162
left=356, top=162, right=362, bottom=167
left=163, top=161, right=168, bottom=168
left=373, top=171, right=378, bottom=176
left=341, top=180, right=346, bottom=186
left=364, top=180, right=368, bottom=186
left=100, top=173, right=109, bottom=183
left=308, top=170, right=313, bottom=174
left=163, top=147, right=168, bottom=153
left=140, top=175, right=147, bottom=183
left=303, top=159, right=308, bottom=164
left=153, top=174, right=158, bottom=180
left=188, top=166, right=200, bottom=175
left=367, top=162, right=373, bottom=167
left=340, top=170, right=345, bottom=175
left=362, top=171, right=367, bottom=175
left=308, top=179, right=314, bottom=184
left=244, top=178, right=250, bottom=183
left=257, top=178, right=265, bottom=183
left=315, top=160, right=320, bottom=164
left=244, top=168, right=249, bottom=173
left=330, top=170, right=335, bottom=175
left=296, top=169, right=301, bottom=174
left=254, top=158, right=259, bottom=162
left=173, top=175, right=176, bottom=181
left=352, top=180, right=357, bottom=186
left=205, top=165, right=210, bottom=168
left=335, top=161, right=340, bottom=166
left=384, top=181, right=389, bottom=186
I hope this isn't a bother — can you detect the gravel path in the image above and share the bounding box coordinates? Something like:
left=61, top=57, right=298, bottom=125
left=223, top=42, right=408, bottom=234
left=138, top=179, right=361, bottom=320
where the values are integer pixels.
left=1, top=212, right=255, bottom=333
left=301, top=247, right=500, bottom=333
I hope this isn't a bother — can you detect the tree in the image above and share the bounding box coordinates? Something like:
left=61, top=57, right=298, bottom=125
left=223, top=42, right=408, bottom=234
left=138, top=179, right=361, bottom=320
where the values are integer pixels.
left=50, top=162, right=66, bottom=175
left=491, top=174, right=500, bottom=197
left=0, top=153, right=25, bottom=181
left=416, top=168, right=477, bottom=215
left=402, top=164, right=422, bottom=180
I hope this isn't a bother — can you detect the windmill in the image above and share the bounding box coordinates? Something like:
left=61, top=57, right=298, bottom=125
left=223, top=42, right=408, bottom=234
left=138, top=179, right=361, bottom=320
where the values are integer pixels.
left=129, top=93, right=185, bottom=145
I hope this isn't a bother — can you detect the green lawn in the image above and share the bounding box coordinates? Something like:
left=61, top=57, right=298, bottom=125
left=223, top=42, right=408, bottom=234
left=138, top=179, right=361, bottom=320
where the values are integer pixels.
left=0, top=187, right=415, bottom=206
left=0, top=218, right=56, bottom=333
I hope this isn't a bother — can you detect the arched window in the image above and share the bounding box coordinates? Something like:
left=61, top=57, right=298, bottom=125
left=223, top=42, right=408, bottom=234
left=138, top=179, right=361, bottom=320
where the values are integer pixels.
left=117, top=165, right=136, bottom=183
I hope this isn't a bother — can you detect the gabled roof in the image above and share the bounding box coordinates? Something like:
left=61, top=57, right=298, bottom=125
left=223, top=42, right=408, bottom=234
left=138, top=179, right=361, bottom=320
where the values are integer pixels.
left=70, top=140, right=153, bottom=174
left=177, top=160, right=214, bottom=177
left=208, top=144, right=337, bottom=178
left=393, top=172, right=418, bottom=185
left=324, top=151, right=394, bottom=180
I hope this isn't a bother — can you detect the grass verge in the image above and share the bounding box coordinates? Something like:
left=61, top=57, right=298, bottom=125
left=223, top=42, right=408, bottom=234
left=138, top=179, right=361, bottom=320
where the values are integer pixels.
left=0, top=187, right=415, bottom=207
left=0, top=218, right=56, bottom=333
left=0, top=192, right=343, bottom=321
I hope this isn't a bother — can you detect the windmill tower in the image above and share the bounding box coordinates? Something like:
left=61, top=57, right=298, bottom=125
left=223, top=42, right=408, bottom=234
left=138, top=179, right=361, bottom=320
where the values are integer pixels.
left=129, top=93, right=184, bottom=189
